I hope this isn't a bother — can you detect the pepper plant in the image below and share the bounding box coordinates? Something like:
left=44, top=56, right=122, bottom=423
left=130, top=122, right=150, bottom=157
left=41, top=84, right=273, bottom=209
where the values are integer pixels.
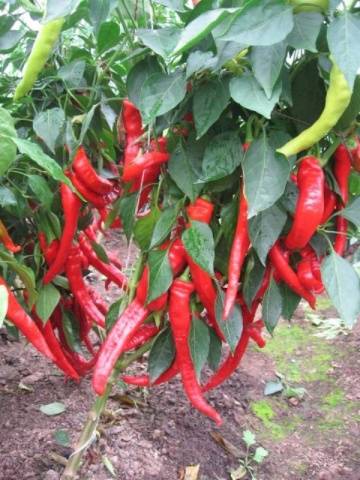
left=0, top=0, right=360, bottom=478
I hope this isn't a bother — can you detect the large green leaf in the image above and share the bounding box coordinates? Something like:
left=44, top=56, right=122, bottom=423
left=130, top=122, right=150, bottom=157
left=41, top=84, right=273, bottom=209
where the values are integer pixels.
left=182, top=221, right=215, bottom=275
left=148, top=328, right=175, bottom=382
left=321, top=251, right=360, bottom=327
left=0, top=107, right=16, bottom=175
left=189, top=317, right=210, bottom=380
left=147, top=249, right=173, bottom=304
left=126, top=57, right=162, bottom=108
left=137, top=27, right=181, bottom=58
left=35, top=284, right=61, bottom=323
left=215, top=289, right=243, bottom=353
left=230, top=74, right=281, bottom=118
left=262, top=278, right=282, bottom=334
left=202, top=131, right=242, bottom=182
left=168, top=143, right=203, bottom=201
left=219, top=0, right=294, bottom=46
left=242, top=134, right=290, bottom=218
left=150, top=204, right=180, bottom=249
left=340, top=197, right=360, bottom=227
left=251, top=41, right=287, bottom=99
left=33, top=108, right=65, bottom=154
left=287, top=12, right=323, bottom=52
left=328, top=10, right=360, bottom=89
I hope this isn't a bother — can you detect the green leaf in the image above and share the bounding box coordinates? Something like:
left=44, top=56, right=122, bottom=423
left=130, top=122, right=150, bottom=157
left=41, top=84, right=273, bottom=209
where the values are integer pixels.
left=79, top=104, right=98, bottom=145
left=0, top=285, right=8, bottom=329
left=340, top=197, right=360, bottom=227
left=249, top=204, right=287, bottom=265
left=10, top=138, right=72, bottom=187
left=0, top=187, right=17, bottom=207
left=44, top=0, right=80, bottom=22
left=186, top=51, right=217, bottom=78
left=253, top=447, right=269, bottom=464
left=0, top=250, right=37, bottom=305
left=173, top=9, right=236, bottom=55
left=202, top=131, right=242, bottom=181
left=242, top=254, right=266, bottom=309
left=189, top=317, right=210, bottom=380
left=242, top=134, right=290, bottom=218
left=119, top=193, right=138, bottom=242
left=262, top=278, right=282, bottom=334
left=28, top=175, right=53, bottom=210
left=89, top=0, right=111, bottom=34
left=168, top=143, right=203, bottom=201
left=127, top=57, right=162, bottom=108
left=33, top=108, right=65, bottom=154
left=134, top=208, right=161, bottom=251
left=62, top=310, right=82, bottom=353
left=215, top=289, right=243, bottom=353
left=0, top=107, right=17, bottom=175
left=153, top=0, right=187, bottom=11
left=90, top=240, right=109, bottom=264
left=230, top=74, right=281, bottom=118
left=242, top=430, right=256, bottom=447
left=40, top=402, right=66, bottom=416
left=97, top=21, right=120, bottom=54
left=207, top=327, right=222, bottom=371
left=105, top=299, right=123, bottom=331
left=147, top=249, right=173, bottom=304
left=0, top=29, right=25, bottom=52
left=35, top=284, right=61, bottom=323
left=54, top=429, right=70, bottom=447
left=280, top=283, right=301, bottom=321
left=321, top=251, right=360, bottom=327
left=219, top=1, right=294, bottom=46
left=137, top=27, right=181, bottom=58
left=150, top=205, right=179, bottom=249
left=193, top=79, right=230, bottom=138
left=139, top=71, right=187, bottom=123
left=327, top=11, right=360, bottom=89
left=58, top=60, right=86, bottom=89
left=148, top=327, right=175, bottom=382
left=182, top=221, right=215, bottom=275
left=251, top=41, right=287, bottom=98
left=287, top=12, right=322, bottom=52
left=264, top=379, right=284, bottom=396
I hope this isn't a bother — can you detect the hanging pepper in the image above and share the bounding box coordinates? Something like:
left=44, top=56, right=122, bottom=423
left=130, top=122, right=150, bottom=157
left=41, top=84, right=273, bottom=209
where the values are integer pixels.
left=122, top=361, right=179, bottom=387
left=122, top=150, right=169, bottom=183
left=185, top=199, right=223, bottom=339
left=123, top=324, right=160, bottom=352
left=321, top=182, right=337, bottom=224
left=122, top=99, right=143, bottom=141
left=38, top=232, right=59, bottom=265
left=92, top=299, right=149, bottom=395
left=349, top=136, right=360, bottom=172
left=297, top=247, right=324, bottom=294
left=169, top=278, right=222, bottom=425
left=223, top=189, right=250, bottom=319
left=277, top=61, right=351, bottom=158
left=0, top=220, right=21, bottom=253
left=0, top=277, right=55, bottom=361
left=78, top=233, right=128, bottom=289
left=43, top=184, right=81, bottom=284
left=269, top=242, right=316, bottom=308
left=65, top=248, right=105, bottom=328
left=72, top=147, right=113, bottom=194
left=333, top=144, right=351, bottom=256
left=285, top=156, right=324, bottom=250
left=67, top=171, right=110, bottom=209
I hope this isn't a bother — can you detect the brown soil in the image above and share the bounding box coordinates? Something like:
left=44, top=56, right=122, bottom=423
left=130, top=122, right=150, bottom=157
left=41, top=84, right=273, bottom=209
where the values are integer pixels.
left=0, top=233, right=359, bottom=480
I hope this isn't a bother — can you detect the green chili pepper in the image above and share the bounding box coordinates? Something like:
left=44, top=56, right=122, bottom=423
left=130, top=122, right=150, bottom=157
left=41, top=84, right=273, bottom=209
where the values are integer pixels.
left=14, top=18, right=64, bottom=101
left=278, top=61, right=351, bottom=158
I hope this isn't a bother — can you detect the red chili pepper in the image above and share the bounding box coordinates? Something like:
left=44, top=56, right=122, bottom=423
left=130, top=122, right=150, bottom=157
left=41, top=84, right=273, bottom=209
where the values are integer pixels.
left=87, top=286, right=109, bottom=315
left=269, top=242, right=316, bottom=308
left=123, top=324, right=160, bottom=351
left=285, top=156, right=325, bottom=250
left=67, top=171, right=110, bottom=209
left=0, top=277, right=55, bottom=361
left=78, top=233, right=127, bottom=289
left=98, top=207, right=122, bottom=229
left=185, top=199, right=223, bottom=339
left=0, top=220, right=21, bottom=253
left=333, top=145, right=351, bottom=255
left=169, top=278, right=222, bottom=425
left=349, top=136, right=360, bottom=172
left=297, top=254, right=324, bottom=294
left=202, top=306, right=253, bottom=393
left=38, top=232, right=59, bottom=265
left=122, top=361, right=178, bottom=387
left=92, top=299, right=149, bottom=395
left=122, top=99, right=143, bottom=141
left=65, top=248, right=105, bottom=328
left=43, top=184, right=81, bottom=284
left=247, top=320, right=266, bottom=348
left=321, top=182, right=337, bottom=224
left=72, top=147, right=113, bottom=194
left=122, top=151, right=169, bottom=183
left=223, top=189, right=250, bottom=320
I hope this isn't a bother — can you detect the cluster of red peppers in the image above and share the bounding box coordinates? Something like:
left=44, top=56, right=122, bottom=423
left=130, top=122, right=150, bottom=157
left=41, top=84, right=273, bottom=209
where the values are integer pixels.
left=0, top=99, right=356, bottom=426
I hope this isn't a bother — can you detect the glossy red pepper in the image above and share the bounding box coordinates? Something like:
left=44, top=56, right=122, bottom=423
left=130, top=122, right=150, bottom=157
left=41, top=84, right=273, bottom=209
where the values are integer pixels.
left=285, top=156, right=324, bottom=250
left=123, top=324, right=160, bottom=351
left=78, top=233, right=127, bottom=289
left=321, top=182, right=337, bottom=224
left=349, top=135, right=360, bottom=172
left=122, top=99, right=143, bottom=141
left=334, top=144, right=351, bottom=205
left=0, top=277, right=55, bottom=361
left=297, top=249, right=324, bottom=294
left=122, top=361, right=179, bottom=387
left=169, top=278, right=222, bottom=425
left=223, top=189, right=250, bottom=320
left=72, top=147, right=113, bottom=194
left=92, top=299, right=149, bottom=395
left=43, top=184, right=81, bottom=284
left=38, top=232, right=59, bottom=265
left=269, top=242, right=316, bottom=308
left=334, top=214, right=348, bottom=256
left=122, top=151, right=169, bottom=183
left=65, top=248, right=105, bottom=328
left=0, top=220, right=21, bottom=253
left=68, top=171, right=110, bottom=209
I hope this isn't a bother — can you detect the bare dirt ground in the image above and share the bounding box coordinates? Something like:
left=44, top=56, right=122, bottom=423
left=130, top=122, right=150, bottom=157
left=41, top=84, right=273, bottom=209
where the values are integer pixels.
left=0, top=234, right=359, bottom=480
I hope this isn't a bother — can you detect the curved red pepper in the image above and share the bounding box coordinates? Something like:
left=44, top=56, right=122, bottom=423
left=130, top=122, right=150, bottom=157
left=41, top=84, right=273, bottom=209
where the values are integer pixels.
left=285, top=156, right=324, bottom=250
left=72, top=147, right=113, bottom=194
left=68, top=171, right=110, bottom=209
left=321, top=182, right=337, bottom=224
left=92, top=299, right=149, bottom=395
left=122, top=361, right=178, bottom=387
left=122, top=151, right=169, bottom=183
left=123, top=324, right=160, bottom=351
left=169, top=278, right=222, bottom=425
left=43, top=184, right=81, bottom=284
left=0, top=220, right=21, bottom=253
left=223, top=189, right=250, bottom=320
left=333, top=145, right=351, bottom=256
